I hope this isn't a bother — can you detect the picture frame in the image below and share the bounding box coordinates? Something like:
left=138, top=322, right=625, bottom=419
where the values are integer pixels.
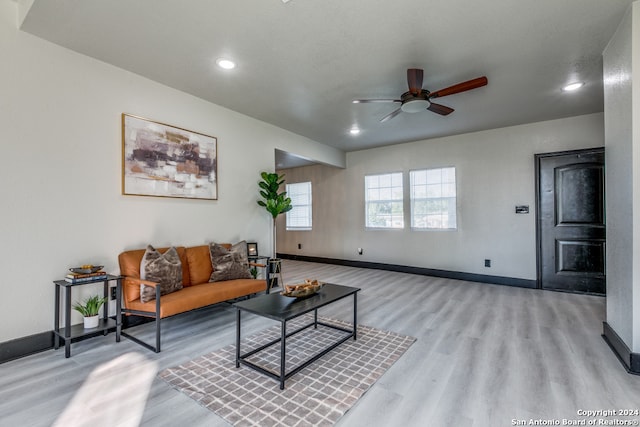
left=122, top=113, right=218, bottom=200
left=247, top=242, right=258, bottom=257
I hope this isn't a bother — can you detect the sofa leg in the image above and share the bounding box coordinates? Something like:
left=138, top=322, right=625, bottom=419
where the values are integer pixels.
left=121, top=326, right=161, bottom=353
left=155, top=316, right=161, bottom=353
left=120, top=295, right=162, bottom=353
left=155, top=289, right=161, bottom=352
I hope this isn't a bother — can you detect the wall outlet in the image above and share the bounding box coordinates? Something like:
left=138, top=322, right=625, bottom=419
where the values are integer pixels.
left=110, top=286, right=117, bottom=300
left=484, top=259, right=491, bottom=268
left=297, top=243, right=302, bottom=249
left=358, top=248, right=363, bottom=255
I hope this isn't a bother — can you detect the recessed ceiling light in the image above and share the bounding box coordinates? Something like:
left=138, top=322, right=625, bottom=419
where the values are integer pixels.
left=562, top=82, right=584, bottom=92
left=216, top=58, right=236, bottom=70
left=350, top=127, right=361, bottom=135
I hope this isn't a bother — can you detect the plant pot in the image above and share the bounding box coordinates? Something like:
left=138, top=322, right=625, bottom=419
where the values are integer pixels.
left=83, top=315, right=99, bottom=329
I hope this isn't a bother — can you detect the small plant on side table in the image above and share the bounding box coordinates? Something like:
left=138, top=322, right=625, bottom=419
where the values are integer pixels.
left=73, top=295, right=108, bottom=329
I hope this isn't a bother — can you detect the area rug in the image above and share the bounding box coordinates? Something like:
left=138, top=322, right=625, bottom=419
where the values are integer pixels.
left=159, top=315, right=416, bottom=427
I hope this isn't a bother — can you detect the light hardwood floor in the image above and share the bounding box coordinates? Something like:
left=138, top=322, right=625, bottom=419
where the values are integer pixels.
left=2, top=260, right=639, bottom=426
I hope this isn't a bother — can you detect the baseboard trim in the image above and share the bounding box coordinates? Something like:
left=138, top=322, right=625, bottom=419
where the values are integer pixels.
left=0, top=331, right=54, bottom=364
left=277, top=253, right=537, bottom=288
left=602, top=322, right=640, bottom=375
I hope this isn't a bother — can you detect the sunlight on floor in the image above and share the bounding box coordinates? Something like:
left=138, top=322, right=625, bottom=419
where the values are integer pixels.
left=52, top=352, right=157, bottom=427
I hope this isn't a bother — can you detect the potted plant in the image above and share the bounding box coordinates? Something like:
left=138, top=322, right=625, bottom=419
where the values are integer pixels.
left=73, top=295, right=108, bottom=329
left=257, top=172, right=292, bottom=288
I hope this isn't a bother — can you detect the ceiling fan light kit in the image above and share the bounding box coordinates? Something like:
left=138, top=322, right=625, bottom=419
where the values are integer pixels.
left=562, top=82, right=584, bottom=91
left=354, top=68, right=488, bottom=122
left=401, top=98, right=430, bottom=113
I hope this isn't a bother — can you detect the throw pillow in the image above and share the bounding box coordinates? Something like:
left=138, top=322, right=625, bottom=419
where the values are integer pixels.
left=209, top=241, right=252, bottom=282
left=140, top=245, right=183, bottom=303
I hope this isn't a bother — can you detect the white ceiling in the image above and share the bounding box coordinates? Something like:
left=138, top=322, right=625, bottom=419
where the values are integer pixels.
left=20, top=0, right=632, bottom=160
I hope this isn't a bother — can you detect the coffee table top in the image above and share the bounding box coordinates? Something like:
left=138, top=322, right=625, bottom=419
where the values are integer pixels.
left=233, top=283, right=360, bottom=321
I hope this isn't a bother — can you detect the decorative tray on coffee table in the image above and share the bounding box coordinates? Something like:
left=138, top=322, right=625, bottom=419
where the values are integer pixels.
left=281, top=280, right=323, bottom=298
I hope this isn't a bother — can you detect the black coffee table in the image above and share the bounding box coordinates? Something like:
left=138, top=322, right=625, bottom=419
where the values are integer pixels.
left=233, top=283, right=360, bottom=389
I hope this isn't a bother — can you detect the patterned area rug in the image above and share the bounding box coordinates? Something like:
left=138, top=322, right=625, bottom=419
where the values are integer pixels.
left=159, top=316, right=416, bottom=426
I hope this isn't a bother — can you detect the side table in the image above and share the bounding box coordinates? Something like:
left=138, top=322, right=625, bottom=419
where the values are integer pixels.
left=248, top=255, right=271, bottom=292
left=53, top=275, right=122, bottom=358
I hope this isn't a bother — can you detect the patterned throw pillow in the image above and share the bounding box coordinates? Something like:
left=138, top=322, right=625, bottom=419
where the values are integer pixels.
left=140, top=245, right=183, bottom=303
left=209, top=241, right=252, bottom=282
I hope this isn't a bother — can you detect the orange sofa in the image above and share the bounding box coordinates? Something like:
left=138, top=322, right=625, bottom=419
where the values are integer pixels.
left=118, top=244, right=268, bottom=352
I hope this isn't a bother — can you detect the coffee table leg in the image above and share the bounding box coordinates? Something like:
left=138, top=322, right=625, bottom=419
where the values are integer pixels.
left=280, top=320, right=286, bottom=390
left=353, top=292, right=358, bottom=341
left=314, top=309, right=318, bottom=329
left=235, top=309, right=241, bottom=368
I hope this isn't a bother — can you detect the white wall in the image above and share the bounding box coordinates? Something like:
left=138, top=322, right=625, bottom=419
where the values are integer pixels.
left=603, top=1, right=640, bottom=353
left=279, top=113, right=604, bottom=280
left=0, top=0, right=344, bottom=342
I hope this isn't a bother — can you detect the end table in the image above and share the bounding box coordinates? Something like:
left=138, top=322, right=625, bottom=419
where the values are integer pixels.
left=53, top=275, right=122, bottom=358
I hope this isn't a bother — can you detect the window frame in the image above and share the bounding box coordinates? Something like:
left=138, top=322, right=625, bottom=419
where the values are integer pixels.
left=409, top=166, right=457, bottom=231
left=285, top=181, right=312, bottom=231
left=364, top=171, right=405, bottom=229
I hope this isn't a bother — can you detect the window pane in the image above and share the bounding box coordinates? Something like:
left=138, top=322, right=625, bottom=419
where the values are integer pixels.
left=442, top=183, right=456, bottom=197
left=286, top=182, right=312, bottom=230
left=412, top=170, right=426, bottom=185
left=365, top=172, right=404, bottom=228
left=379, top=187, right=391, bottom=200
left=410, top=167, right=457, bottom=230
left=413, top=185, right=427, bottom=198
left=442, top=167, right=456, bottom=183
left=426, top=184, right=441, bottom=198
left=426, top=169, right=441, bottom=183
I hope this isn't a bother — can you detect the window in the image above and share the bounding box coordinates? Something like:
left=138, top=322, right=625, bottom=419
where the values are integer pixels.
left=410, top=167, right=457, bottom=229
left=365, top=172, right=404, bottom=228
left=286, top=182, right=312, bottom=230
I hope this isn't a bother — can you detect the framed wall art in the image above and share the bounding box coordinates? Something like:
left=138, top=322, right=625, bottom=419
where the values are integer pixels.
left=247, top=242, right=258, bottom=256
left=122, top=113, right=218, bottom=200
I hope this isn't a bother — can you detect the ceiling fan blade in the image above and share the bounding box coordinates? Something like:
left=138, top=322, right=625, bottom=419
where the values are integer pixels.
left=427, top=102, right=454, bottom=116
left=407, top=68, right=424, bottom=95
left=380, top=107, right=402, bottom=123
left=429, top=76, right=488, bottom=99
left=353, top=99, right=401, bottom=104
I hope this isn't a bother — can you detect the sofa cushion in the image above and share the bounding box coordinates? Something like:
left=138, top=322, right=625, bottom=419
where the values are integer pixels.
left=209, top=241, right=251, bottom=282
left=119, top=246, right=190, bottom=302
left=140, top=245, right=183, bottom=303
left=185, top=245, right=213, bottom=286
left=125, top=279, right=266, bottom=318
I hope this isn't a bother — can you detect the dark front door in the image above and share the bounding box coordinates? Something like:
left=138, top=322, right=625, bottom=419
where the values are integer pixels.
left=537, top=148, right=605, bottom=295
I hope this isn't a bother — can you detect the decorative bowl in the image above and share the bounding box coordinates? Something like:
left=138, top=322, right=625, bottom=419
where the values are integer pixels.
left=70, top=265, right=104, bottom=274
left=281, top=280, right=323, bottom=298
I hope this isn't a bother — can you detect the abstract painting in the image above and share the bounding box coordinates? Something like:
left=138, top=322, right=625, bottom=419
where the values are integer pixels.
left=122, top=114, right=217, bottom=200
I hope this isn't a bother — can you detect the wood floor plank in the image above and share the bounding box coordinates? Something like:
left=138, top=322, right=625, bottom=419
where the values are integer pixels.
left=1, top=260, right=638, bottom=427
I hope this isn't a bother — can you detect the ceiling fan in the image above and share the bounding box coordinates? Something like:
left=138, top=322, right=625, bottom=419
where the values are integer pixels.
left=353, top=69, right=488, bottom=123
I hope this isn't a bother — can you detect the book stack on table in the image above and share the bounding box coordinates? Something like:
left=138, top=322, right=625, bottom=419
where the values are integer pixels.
left=65, top=270, right=108, bottom=283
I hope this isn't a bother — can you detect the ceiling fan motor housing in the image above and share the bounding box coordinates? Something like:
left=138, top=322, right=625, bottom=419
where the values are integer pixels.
left=400, top=90, right=431, bottom=113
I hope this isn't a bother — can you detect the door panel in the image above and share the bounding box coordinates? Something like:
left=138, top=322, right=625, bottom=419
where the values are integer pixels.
left=556, top=165, right=605, bottom=225
left=537, top=149, right=605, bottom=295
left=556, top=240, right=606, bottom=275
